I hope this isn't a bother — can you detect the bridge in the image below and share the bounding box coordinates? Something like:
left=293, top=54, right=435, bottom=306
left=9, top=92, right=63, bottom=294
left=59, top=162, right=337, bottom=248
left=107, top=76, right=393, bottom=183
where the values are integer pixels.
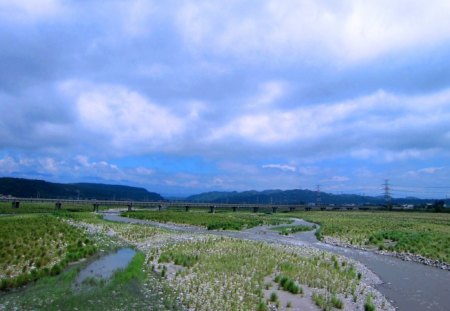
left=1, top=197, right=381, bottom=212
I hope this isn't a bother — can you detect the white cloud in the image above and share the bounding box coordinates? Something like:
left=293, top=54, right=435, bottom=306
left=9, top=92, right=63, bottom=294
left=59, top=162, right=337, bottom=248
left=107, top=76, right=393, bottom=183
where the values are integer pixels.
left=262, top=164, right=296, bottom=172
left=417, top=167, right=444, bottom=174
left=0, top=156, right=18, bottom=174
left=176, top=0, right=450, bottom=63
left=322, top=176, right=349, bottom=183
left=117, top=0, right=155, bottom=36
left=61, top=81, right=186, bottom=152
left=0, top=0, right=65, bottom=21
left=208, top=87, right=450, bottom=162
left=246, top=81, right=288, bottom=108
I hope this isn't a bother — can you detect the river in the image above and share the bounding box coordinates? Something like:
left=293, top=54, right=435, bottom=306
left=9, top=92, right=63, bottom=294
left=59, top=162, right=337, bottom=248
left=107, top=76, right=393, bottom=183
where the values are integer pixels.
left=102, top=211, right=450, bottom=311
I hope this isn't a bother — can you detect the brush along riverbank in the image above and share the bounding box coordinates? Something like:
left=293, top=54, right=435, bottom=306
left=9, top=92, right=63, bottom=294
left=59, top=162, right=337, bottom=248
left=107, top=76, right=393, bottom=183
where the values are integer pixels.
left=0, top=214, right=96, bottom=290
left=288, top=211, right=450, bottom=270
left=121, top=210, right=292, bottom=230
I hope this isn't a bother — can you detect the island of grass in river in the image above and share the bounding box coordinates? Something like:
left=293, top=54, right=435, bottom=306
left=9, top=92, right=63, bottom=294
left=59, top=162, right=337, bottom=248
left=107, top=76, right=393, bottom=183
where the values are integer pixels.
left=289, top=211, right=450, bottom=264
left=121, top=210, right=291, bottom=230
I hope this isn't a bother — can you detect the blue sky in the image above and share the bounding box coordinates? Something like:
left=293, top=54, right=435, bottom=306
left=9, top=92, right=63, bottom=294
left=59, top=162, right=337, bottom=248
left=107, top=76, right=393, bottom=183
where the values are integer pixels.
left=1, top=0, right=450, bottom=198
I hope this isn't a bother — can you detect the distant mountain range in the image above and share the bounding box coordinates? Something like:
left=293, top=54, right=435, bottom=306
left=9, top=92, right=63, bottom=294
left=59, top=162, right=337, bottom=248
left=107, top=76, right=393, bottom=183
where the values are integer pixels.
left=186, top=189, right=442, bottom=206
left=1, top=177, right=445, bottom=205
left=0, top=177, right=163, bottom=201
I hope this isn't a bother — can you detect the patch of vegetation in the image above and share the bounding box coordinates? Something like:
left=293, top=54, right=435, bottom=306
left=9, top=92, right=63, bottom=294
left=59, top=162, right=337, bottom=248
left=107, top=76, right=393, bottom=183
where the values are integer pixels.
left=331, top=295, right=344, bottom=309
left=274, top=275, right=303, bottom=294
left=364, top=294, right=376, bottom=311
left=269, top=291, right=278, bottom=302
left=0, top=252, right=183, bottom=310
left=272, top=225, right=312, bottom=235
left=0, top=202, right=95, bottom=214
left=150, top=237, right=361, bottom=310
left=312, top=293, right=344, bottom=310
left=121, top=210, right=291, bottom=230
left=159, top=252, right=198, bottom=268
left=291, top=211, right=450, bottom=263
left=0, top=214, right=96, bottom=290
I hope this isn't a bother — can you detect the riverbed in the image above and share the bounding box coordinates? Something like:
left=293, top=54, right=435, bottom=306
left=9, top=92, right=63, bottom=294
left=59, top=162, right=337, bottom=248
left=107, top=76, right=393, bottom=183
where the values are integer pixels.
left=102, top=211, right=450, bottom=311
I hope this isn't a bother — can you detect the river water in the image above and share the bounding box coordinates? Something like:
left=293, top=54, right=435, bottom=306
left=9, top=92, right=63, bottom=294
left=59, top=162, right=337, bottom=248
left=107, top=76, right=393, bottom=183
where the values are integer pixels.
left=102, top=211, right=450, bottom=311
left=74, top=247, right=136, bottom=286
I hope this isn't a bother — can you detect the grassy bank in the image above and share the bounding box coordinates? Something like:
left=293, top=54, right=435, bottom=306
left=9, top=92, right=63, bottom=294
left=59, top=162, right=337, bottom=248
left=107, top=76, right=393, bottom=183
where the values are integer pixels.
left=121, top=210, right=291, bottom=230
left=0, top=214, right=96, bottom=289
left=0, top=251, right=182, bottom=310
left=291, top=211, right=450, bottom=264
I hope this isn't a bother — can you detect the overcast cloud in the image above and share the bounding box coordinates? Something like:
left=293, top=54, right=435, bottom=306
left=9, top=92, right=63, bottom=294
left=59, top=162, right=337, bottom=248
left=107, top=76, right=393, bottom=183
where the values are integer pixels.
left=1, top=0, right=450, bottom=198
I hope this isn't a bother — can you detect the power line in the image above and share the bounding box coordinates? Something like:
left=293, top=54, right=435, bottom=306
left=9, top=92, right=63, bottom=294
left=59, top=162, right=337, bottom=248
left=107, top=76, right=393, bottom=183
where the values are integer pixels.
left=383, top=179, right=391, bottom=208
left=316, top=185, right=321, bottom=207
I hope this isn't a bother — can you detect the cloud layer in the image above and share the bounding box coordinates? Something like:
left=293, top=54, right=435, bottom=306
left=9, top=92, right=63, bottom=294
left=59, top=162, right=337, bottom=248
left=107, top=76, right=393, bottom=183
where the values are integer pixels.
left=1, top=0, right=450, bottom=198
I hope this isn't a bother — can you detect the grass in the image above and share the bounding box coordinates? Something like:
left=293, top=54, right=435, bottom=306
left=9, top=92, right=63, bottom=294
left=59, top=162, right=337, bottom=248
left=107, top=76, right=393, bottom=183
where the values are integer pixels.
left=290, top=211, right=450, bottom=264
left=121, top=210, right=291, bottom=230
left=274, top=275, right=303, bottom=294
left=149, top=237, right=361, bottom=310
left=0, top=214, right=96, bottom=289
left=364, top=294, right=376, bottom=311
left=312, top=293, right=344, bottom=310
left=0, top=202, right=96, bottom=214
left=0, top=252, right=183, bottom=310
left=272, top=224, right=312, bottom=235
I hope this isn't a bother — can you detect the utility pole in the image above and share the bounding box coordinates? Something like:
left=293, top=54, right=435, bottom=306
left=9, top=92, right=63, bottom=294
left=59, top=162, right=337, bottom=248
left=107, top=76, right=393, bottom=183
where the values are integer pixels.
left=316, top=185, right=322, bottom=210
left=383, top=179, right=392, bottom=210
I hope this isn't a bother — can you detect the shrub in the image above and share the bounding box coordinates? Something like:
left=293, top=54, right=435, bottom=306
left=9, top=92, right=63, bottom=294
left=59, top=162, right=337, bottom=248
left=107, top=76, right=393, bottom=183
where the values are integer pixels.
left=331, top=295, right=344, bottom=309
left=256, top=300, right=268, bottom=311
left=270, top=291, right=278, bottom=302
left=364, top=295, right=376, bottom=311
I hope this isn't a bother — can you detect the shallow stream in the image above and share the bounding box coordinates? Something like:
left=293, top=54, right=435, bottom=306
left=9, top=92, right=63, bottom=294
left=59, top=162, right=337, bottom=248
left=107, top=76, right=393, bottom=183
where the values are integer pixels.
left=74, top=247, right=136, bottom=287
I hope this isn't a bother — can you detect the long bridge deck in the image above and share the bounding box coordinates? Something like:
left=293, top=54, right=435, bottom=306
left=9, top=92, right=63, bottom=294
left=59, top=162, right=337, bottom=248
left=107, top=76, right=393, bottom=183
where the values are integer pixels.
left=1, top=197, right=379, bottom=212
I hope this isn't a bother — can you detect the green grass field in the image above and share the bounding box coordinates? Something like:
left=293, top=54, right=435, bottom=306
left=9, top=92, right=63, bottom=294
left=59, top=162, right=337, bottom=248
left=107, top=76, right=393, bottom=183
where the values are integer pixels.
left=0, top=214, right=96, bottom=289
left=290, top=211, right=450, bottom=263
left=0, top=201, right=95, bottom=214
left=121, top=210, right=291, bottom=230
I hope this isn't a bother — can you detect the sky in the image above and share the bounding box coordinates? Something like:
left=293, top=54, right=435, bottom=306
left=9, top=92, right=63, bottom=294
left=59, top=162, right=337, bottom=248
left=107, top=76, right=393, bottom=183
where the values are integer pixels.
left=1, top=0, right=450, bottom=198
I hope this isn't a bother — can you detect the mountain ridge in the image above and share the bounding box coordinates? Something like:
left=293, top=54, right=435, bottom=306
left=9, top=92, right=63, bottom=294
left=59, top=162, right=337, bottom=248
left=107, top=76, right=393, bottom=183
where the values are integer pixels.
left=0, top=177, right=163, bottom=201
left=186, top=189, right=440, bottom=205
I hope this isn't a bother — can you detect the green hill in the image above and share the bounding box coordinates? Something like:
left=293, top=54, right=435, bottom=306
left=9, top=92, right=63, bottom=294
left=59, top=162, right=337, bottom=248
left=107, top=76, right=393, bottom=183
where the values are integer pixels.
left=0, top=177, right=163, bottom=201
left=186, top=189, right=437, bottom=206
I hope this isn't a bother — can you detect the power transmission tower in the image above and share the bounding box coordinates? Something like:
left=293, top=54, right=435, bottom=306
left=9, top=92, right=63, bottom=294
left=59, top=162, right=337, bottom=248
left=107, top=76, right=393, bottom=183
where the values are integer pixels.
left=383, top=179, right=392, bottom=210
left=316, top=185, right=322, bottom=209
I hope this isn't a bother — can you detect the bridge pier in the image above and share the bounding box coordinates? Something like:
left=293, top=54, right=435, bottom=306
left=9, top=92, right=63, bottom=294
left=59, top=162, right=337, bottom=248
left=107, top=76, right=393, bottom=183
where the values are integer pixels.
left=185, top=205, right=190, bottom=212
left=305, top=207, right=311, bottom=211
left=127, top=202, right=133, bottom=212
left=93, top=203, right=99, bottom=212
left=209, top=205, right=216, bottom=213
left=272, top=206, right=278, bottom=213
left=11, top=200, right=20, bottom=208
left=55, top=201, right=62, bottom=210
left=232, top=206, right=237, bottom=212
left=253, top=206, right=259, bottom=213
left=158, top=204, right=162, bottom=211
left=289, top=206, right=296, bottom=212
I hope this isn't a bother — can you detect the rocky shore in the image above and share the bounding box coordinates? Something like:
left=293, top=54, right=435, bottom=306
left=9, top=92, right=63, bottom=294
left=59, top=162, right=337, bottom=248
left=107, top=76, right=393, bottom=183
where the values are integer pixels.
left=323, top=236, right=450, bottom=271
